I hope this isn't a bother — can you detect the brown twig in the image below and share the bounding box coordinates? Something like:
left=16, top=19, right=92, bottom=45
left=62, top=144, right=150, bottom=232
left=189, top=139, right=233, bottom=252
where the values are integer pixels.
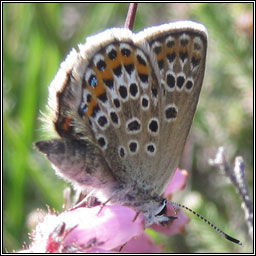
left=124, top=3, right=138, bottom=30
left=209, top=147, right=253, bottom=241
left=234, top=156, right=253, bottom=241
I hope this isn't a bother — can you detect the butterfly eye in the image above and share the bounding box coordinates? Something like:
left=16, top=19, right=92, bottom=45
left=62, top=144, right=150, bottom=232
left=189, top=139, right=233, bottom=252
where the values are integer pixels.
left=155, top=199, right=167, bottom=216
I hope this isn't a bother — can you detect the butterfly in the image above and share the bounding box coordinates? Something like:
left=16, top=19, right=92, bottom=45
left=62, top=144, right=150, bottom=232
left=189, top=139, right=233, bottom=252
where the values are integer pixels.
left=35, top=21, right=207, bottom=226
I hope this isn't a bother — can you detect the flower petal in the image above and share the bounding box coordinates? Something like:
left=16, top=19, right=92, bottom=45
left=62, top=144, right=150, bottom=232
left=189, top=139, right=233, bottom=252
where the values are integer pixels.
left=120, top=233, right=162, bottom=253
left=62, top=205, right=144, bottom=251
left=163, top=169, right=188, bottom=198
left=28, top=205, right=145, bottom=252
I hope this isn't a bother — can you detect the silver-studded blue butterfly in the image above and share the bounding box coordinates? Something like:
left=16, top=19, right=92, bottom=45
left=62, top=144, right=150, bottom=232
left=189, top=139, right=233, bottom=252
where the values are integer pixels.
left=36, top=21, right=207, bottom=226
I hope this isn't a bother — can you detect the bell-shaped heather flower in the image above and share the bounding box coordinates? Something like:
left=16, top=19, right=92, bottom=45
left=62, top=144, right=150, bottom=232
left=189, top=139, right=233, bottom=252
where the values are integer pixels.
left=21, top=168, right=189, bottom=253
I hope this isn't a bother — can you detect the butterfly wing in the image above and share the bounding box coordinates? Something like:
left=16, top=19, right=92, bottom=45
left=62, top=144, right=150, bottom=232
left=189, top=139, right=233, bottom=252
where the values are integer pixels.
left=46, top=21, right=207, bottom=196
left=133, top=21, right=208, bottom=193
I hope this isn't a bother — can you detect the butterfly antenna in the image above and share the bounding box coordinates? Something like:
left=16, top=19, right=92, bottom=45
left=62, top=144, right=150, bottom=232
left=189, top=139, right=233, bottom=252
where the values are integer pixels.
left=171, top=202, right=242, bottom=245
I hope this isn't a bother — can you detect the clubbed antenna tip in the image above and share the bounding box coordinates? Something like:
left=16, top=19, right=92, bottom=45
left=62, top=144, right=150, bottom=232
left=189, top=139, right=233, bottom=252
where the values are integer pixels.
left=171, top=202, right=242, bottom=246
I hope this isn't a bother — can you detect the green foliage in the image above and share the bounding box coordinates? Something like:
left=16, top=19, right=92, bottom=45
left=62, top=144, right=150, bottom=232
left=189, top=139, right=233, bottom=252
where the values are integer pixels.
left=3, top=3, right=252, bottom=253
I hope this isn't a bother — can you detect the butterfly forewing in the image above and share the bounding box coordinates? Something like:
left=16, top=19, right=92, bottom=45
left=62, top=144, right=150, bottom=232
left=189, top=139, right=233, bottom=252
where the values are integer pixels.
left=134, top=22, right=208, bottom=193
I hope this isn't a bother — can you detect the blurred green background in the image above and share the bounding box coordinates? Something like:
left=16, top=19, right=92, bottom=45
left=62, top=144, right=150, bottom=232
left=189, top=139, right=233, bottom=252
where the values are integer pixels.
left=3, top=3, right=253, bottom=253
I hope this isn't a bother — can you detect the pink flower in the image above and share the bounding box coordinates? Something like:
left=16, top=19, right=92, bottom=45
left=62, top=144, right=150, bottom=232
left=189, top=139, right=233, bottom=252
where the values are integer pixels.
left=120, top=233, right=162, bottom=253
left=22, top=169, right=189, bottom=253
left=163, top=169, right=188, bottom=198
